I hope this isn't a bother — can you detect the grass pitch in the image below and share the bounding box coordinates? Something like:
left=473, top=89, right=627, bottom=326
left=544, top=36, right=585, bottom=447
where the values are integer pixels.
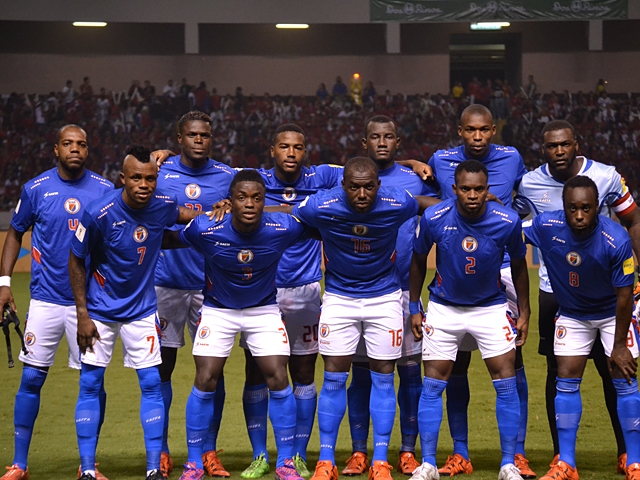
left=0, top=271, right=624, bottom=479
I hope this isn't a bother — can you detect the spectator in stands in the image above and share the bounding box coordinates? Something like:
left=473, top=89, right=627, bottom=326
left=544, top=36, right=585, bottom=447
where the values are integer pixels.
left=179, top=78, right=192, bottom=98
left=62, top=80, right=75, bottom=105
left=143, top=80, right=156, bottom=99
left=79, top=77, right=93, bottom=101
left=163, top=80, right=178, bottom=98
left=316, top=83, right=329, bottom=100
left=524, top=75, right=537, bottom=99
left=332, top=76, right=348, bottom=96
left=363, top=81, right=377, bottom=103
left=596, top=78, right=607, bottom=95
left=451, top=81, right=464, bottom=99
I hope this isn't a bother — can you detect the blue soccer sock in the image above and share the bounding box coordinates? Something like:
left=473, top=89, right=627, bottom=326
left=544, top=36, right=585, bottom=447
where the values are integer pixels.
left=185, top=386, right=216, bottom=468
left=418, top=376, right=447, bottom=466
left=269, top=386, right=297, bottom=467
left=370, top=371, right=396, bottom=462
left=243, top=383, right=269, bottom=461
left=347, top=365, right=371, bottom=454
left=613, top=378, right=640, bottom=465
left=76, top=364, right=106, bottom=473
left=97, top=377, right=107, bottom=440
left=493, top=376, right=519, bottom=467
left=203, top=375, right=226, bottom=453
left=445, top=373, right=470, bottom=459
left=293, top=382, right=317, bottom=460
left=160, top=380, right=172, bottom=453
left=515, top=367, right=529, bottom=456
left=318, top=371, right=349, bottom=463
left=12, top=366, right=47, bottom=470
left=137, top=366, right=164, bottom=472
left=397, top=363, right=421, bottom=453
left=555, top=378, right=582, bottom=469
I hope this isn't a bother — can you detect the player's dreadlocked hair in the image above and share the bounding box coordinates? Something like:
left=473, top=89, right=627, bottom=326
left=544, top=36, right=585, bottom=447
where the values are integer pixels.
left=126, top=144, right=152, bottom=163
left=177, top=110, right=212, bottom=134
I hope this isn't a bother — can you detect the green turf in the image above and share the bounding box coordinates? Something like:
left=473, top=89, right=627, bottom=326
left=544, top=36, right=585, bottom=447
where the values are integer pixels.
left=0, top=271, right=624, bottom=479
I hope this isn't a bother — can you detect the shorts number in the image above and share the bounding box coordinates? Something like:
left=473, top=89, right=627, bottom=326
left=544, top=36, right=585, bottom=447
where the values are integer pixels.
left=569, top=271, right=579, bottom=287
left=503, top=326, right=514, bottom=342
left=303, top=324, right=318, bottom=343
left=185, top=203, right=203, bottom=211
left=146, top=335, right=155, bottom=353
left=137, top=247, right=146, bottom=265
left=465, top=256, right=476, bottom=275
left=351, top=239, right=370, bottom=253
left=389, top=328, right=403, bottom=347
left=278, top=327, right=288, bottom=344
left=242, top=267, right=252, bottom=281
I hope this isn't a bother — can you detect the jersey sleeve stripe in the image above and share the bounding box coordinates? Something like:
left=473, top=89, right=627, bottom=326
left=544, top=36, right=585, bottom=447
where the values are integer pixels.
left=611, top=191, right=637, bottom=217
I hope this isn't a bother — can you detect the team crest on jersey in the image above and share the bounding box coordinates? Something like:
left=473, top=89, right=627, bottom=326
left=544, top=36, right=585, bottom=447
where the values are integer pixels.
left=461, top=236, right=478, bottom=252
left=565, top=252, right=581, bottom=266
left=185, top=183, right=201, bottom=199
left=352, top=225, right=368, bottom=236
left=424, top=324, right=434, bottom=337
left=198, top=326, right=210, bottom=339
left=319, top=324, right=330, bottom=338
left=237, top=249, right=254, bottom=263
left=282, top=187, right=297, bottom=202
left=64, top=198, right=81, bottom=214
left=133, top=226, right=148, bottom=243
left=556, top=325, right=567, bottom=339
left=159, top=318, right=168, bottom=331
left=25, top=332, right=36, bottom=346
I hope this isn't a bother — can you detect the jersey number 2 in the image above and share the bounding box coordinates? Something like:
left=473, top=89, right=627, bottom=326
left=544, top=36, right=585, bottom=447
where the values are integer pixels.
left=465, top=257, right=476, bottom=275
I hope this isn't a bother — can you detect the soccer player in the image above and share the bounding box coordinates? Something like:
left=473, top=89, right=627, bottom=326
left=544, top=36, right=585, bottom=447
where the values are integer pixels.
left=522, top=176, right=640, bottom=480
left=289, top=157, right=439, bottom=480
left=168, top=169, right=312, bottom=480
left=514, top=119, right=640, bottom=473
left=0, top=125, right=113, bottom=480
left=343, top=116, right=437, bottom=476
left=69, top=145, right=200, bottom=480
left=427, top=105, right=534, bottom=477
left=409, top=160, right=530, bottom=480
left=154, top=111, right=235, bottom=478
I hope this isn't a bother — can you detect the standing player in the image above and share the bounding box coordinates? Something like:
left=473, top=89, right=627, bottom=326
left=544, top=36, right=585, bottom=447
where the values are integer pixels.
left=427, top=105, right=533, bottom=477
left=0, top=125, right=113, bottom=480
left=167, top=170, right=310, bottom=480
left=154, top=111, right=235, bottom=478
left=523, top=176, right=640, bottom=480
left=343, top=115, right=437, bottom=477
left=69, top=145, right=199, bottom=480
left=515, top=119, right=640, bottom=473
left=290, top=157, right=438, bottom=480
left=409, top=160, right=530, bottom=480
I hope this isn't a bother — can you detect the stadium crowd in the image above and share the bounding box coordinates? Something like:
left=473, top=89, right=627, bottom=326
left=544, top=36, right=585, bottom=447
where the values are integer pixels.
left=1, top=77, right=639, bottom=210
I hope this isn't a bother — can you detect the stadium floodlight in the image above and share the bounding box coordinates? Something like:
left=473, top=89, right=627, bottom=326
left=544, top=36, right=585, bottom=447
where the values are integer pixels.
left=276, top=24, right=309, bottom=29
left=73, top=22, right=107, bottom=27
left=470, top=22, right=510, bottom=30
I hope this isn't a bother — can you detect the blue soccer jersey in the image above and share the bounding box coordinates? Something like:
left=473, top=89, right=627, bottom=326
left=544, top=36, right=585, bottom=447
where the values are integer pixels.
left=291, top=186, right=419, bottom=298
left=70, top=189, right=179, bottom=323
left=155, top=156, right=236, bottom=290
left=258, top=164, right=343, bottom=288
left=11, top=168, right=113, bottom=306
left=179, top=212, right=308, bottom=309
left=523, top=211, right=634, bottom=320
left=414, top=198, right=527, bottom=307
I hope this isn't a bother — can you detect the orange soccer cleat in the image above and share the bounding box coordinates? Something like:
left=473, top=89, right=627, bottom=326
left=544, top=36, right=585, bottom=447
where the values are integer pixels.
left=540, top=460, right=579, bottom=480
left=1, top=465, right=28, bottom=480
left=202, top=450, right=230, bottom=477
left=397, top=452, right=421, bottom=476
left=515, top=453, right=537, bottom=479
left=438, top=454, right=473, bottom=477
left=368, top=461, right=393, bottom=480
left=342, top=453, right=370, bottom=476
left=310, top=461, right=338, bottom=480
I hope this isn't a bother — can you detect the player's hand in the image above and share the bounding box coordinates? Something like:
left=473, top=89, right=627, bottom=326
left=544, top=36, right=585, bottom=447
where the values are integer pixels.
left=515, top=314, right=529, bottom=347
left=0, top=286, right=17, bottom=314
left=407, top=160, right=434, bottom=181
left=610, top=345, right=638, bottom=383
left=486, top=192, right=503, bottom=205
left=152, top=149, right=177, bottom=171
left=211, top=199, right=232, bottom=222
left=77, top=313, right=100, bottom=354
left=410, top=312, right=424, bottom=340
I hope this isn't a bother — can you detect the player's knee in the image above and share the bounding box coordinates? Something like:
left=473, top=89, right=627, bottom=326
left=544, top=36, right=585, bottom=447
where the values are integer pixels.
left=137, top=366, right=161, bottom=395
left=79, top=364, right=106, bottom=396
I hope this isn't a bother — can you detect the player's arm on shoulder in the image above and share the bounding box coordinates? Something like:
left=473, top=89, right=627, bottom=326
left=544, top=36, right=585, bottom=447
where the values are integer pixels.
left=152, top=149, right=178, bottom=170
left=510, top=256, right=530, bottom=346
left=397, top=159, right=433, bottom=181
left=68, top=250, right=100, bottom=354
left=265, top=204, right=294, bottom=214
left=415, top=195, right=441, bottom=215
left=161, top=230, right=188, bottom=249
left=0, top=226, right=25, bottom=312
left=176, top=205, right=202, bottom=224
left=610, top=284, right=637, bottom=382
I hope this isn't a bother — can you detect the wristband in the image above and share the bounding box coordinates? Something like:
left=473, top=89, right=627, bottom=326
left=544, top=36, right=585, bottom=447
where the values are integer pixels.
left=0, top=276, right=10, bottom=288
left=409, top=301, right=420, bottom=315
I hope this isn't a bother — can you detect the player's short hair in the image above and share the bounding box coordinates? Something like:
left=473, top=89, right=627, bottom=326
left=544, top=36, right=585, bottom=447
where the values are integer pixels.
left=273, top=123, right=306, bottom=145
left=230, top=169, right=266, bottom=194
left=56, top=124, right=86, bottom=144
left=454, top=159, right=489, bottom=183
left=542, top=120, right=576, bottom=139
left=126, top=144, right=152, bottom=163
left=177, top=110, right=212, bottom=134
left=562, top=175, right=599, bottom=205
left=344, top=156, right=379, bottom=179
left=460, top=104, right=492, bottom=125
left=364, top=115, right=397, bottom=137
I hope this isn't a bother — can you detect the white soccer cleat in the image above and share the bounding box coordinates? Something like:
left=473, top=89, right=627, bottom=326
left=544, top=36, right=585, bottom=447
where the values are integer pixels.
left=409, top=462, right=439, bottom=480
left=498, top=463, right=522, bottom=480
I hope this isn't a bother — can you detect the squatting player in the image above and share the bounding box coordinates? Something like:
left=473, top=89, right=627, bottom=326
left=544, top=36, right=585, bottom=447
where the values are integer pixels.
left=69, top=145, right=200, bottom=480
left=523, top=176, right=640, bottom=480
left=409, top=160, right=530, bottom=480
left=0, top=125, right=113, bottom=480
left=154, top=111, right=235, bottom=478
left=427, top=105, right=533, bottom=477
left=515, top=119, right=640, bottom=473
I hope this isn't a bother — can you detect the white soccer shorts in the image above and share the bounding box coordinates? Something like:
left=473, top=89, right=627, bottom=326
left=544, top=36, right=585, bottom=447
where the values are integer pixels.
left=423, top=301, right=516, bottom=361
left=19, top=299, right=81, bottom=369
left=155, top=286, right=203, bottom=348
left=194, top=304, right=291, bottom=358
left=554, top=314, right=640, bottom=358
left=80, top=312, right=162, bottom=369
left=318, top=289, right=403, bottom=360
